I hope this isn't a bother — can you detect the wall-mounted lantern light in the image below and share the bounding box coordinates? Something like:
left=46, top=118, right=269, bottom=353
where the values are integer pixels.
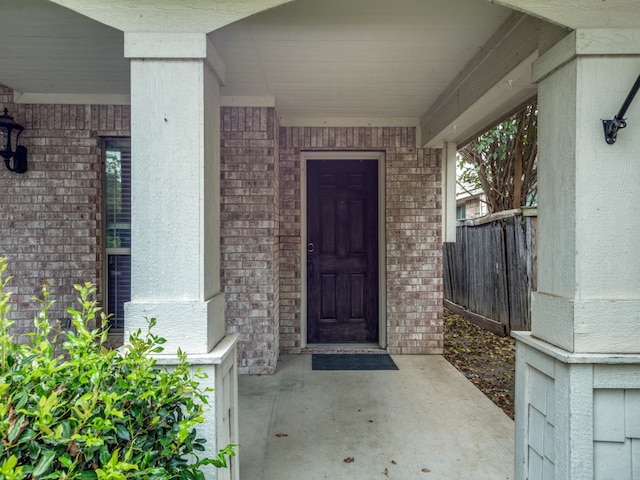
left=0, top=108, right=28, bottom=173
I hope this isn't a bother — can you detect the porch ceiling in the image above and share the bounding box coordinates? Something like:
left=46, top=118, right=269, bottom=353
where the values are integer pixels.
left=211, top=0, right=513, bottom=122
left=0, top=0, right=525, bottom=144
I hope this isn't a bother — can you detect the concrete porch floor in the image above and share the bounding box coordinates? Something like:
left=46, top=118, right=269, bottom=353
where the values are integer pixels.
left=238, top=354, right=514, bottom=480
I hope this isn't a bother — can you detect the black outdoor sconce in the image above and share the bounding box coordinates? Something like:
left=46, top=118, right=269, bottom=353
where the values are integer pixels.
left=603, top=73, right=640, bottom=145
left=0, top=108, right=28, bottom=173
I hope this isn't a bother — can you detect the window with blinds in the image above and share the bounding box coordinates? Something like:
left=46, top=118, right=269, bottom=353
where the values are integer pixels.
left=104, top=138, right=131, bottom=331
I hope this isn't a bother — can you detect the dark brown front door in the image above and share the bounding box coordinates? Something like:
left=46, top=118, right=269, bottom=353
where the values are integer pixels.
left=306, top=159, right=379, bottom=344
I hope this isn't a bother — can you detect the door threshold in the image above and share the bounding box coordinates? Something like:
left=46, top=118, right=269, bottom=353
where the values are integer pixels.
left=301, top=344, right=386, bottom=354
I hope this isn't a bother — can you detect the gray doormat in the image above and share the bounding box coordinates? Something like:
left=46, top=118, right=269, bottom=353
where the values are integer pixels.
left=312, top=353, right=398, bottom=371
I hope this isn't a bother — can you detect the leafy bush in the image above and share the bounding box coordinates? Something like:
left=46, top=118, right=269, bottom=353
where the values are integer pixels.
left=0, top=258, right=235, bottom=479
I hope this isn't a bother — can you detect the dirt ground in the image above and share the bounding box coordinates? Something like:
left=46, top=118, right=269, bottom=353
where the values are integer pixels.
left=443, top=309, right=515, bottom=419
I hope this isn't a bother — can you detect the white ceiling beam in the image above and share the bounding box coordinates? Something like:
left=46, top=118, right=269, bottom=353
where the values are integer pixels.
left=492, top=0, right=640, bottom=29
left=420, top=13, right=567, bottom=148
left=13, top=91, right=130, bottom=105
left=422, top=54, right=538, bottom=149
left=278, top=117, right=419, bottom=128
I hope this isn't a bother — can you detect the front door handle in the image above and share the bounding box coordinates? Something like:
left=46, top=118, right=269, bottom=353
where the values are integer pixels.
left=307, top=245, right=314, bottom=284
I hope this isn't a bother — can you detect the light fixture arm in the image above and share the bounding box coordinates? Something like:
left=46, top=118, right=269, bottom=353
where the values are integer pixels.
left=603, top=73, right=640, bottom=145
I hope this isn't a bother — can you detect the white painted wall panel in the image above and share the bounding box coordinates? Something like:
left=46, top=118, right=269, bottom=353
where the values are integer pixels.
left=528, top=447, right=543, bottom=480
left=632, top=439, right=640, bottom=480
left=546, top=375, right=556, bottom=422
left=594, top=389, right=626, bottom=442
left=625, top=391, right=640, bottom=439
left=530, top=367, right=548, bottom=414
left=594, top=441, right=632, bottom=480
left=529, top=405, right=545, bottom=455
left=543, top=457, right=555, bottom=479
left=544, top=422, right=555, bottom=463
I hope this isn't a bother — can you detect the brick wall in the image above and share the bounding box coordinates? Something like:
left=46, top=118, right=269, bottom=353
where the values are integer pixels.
left=220, top=107, right=280, bottom=374
left=1, top=86, right=443, bottom=364
left=386, top=148, right=443, bottom=353
left=279, top=126, right=443, bottom=354
left=0, top=84, right=129, bottom=335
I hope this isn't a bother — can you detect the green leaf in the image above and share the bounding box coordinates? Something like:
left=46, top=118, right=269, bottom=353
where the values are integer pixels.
left=15, top=392, right=28, bottom=410
left=1, top=455, right=18, bottom=474
left=19, top=427, right=37, bottom=444
left=99, top=445, right=111, bottom=467
left=7, top=418, right=26, bottom=443
left=115, top=423, right=131, bottom=441
left=32, top=449, right=56, bottom=477
left=76, top=471, right=98, bottom=480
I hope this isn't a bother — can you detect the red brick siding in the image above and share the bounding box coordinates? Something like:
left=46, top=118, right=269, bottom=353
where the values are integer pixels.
left=220, top=107, right=280, bottom=374
left=0, top=84, right=129, bottom=336
left=279, top=127, right=443, bottom=354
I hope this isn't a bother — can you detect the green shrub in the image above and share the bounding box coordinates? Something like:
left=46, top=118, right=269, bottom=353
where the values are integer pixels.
left=0, top=258, right=235, bottom=479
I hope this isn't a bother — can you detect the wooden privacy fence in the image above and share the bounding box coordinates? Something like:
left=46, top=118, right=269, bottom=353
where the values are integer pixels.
left=443, top=208, right=537, bottom=335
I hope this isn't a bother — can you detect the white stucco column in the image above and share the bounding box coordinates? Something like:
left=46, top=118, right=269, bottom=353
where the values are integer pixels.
left=124, top=33, right=226, bottom=355
left=513, top=29, right=640, bottom=480
left=123, top=33, right=238, bottom=480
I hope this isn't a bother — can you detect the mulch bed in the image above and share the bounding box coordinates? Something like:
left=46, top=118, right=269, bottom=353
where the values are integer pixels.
left=443, top=309, right=515, bottom=419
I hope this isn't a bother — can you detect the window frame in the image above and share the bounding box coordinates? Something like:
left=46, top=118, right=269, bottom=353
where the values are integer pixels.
left=102, top=137, right=131, bottom=333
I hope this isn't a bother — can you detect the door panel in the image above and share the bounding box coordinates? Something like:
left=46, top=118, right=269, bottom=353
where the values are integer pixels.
left=307, top=159, right=378, bottom=343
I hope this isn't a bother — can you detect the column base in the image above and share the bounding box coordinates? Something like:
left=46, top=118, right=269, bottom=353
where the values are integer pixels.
left=513, top=332, right=640, bottom=480
left=153, top=334, right=240, bottom=480
left=125, top=292, right=225, bottom=354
